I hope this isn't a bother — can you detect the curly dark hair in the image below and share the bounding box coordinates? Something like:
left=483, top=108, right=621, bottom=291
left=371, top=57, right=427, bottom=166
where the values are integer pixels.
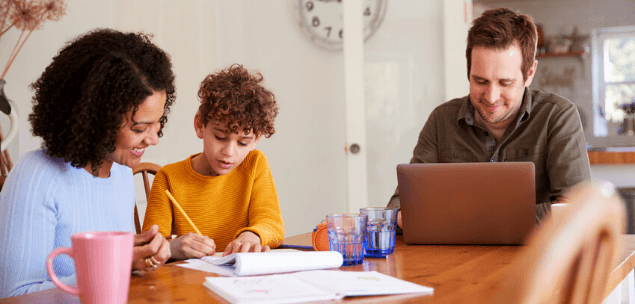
left=197, top=64, right=278, bottom=138
left=29, top=28, right=176, bottom=174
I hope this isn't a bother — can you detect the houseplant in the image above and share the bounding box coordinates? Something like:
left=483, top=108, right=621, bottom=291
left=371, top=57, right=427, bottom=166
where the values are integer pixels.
left=618, top=101, right=635, bottom=135
left=604, top=84, right=635, bottom=135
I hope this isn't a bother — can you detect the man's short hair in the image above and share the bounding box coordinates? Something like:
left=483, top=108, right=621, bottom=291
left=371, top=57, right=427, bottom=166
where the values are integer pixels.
left=466, top=7, right=537, bottom=82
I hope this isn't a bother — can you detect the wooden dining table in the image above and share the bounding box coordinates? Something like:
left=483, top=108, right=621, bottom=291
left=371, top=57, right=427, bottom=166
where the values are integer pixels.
left=2, top=233, right=635, bottom=303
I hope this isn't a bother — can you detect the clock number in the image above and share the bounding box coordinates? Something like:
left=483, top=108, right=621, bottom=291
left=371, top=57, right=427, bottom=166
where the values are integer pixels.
left=364, top=7, right=371, bottom=16
left=339, top=29, right=343, bottom=39
left=312, top=16, right=320, bottom=27
left=305, top=1, right=314, bottom=12
left=325, top=26, right=332, bottom=37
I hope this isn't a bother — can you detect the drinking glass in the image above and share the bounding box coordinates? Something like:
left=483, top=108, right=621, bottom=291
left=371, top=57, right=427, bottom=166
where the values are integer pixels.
left=360, top=207, right=398, bottom=258
left=326, top=213, right=367, bottom=266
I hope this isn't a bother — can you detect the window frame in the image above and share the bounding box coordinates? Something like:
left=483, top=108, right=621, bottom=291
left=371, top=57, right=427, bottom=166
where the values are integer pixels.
left=588, top=25, right=635, bottom=147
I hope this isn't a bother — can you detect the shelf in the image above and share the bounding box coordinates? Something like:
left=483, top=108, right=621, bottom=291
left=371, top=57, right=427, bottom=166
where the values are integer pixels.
left=588, top=151, right=635, bottom=164
left=536, top=50, right=587, bottom=58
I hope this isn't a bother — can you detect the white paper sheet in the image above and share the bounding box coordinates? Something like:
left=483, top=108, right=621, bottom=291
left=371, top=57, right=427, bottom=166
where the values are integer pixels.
left=178, top=250, right=343, bottom=276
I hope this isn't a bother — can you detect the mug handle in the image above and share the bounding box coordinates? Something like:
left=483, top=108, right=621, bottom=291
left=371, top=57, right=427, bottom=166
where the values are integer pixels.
left=46, top=247, right=80, bottom=295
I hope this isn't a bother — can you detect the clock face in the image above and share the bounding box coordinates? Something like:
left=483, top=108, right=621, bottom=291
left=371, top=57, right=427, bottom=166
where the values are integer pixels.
left=296, top=0, right=387, bottom=51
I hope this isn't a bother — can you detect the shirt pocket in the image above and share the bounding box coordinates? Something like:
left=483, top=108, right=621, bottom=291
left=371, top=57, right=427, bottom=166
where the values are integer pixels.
left=505, top=145, right=545, bottom=163
left=440, top=148, right=477, bottom=163
left=505, top=145, right=546, bottom=187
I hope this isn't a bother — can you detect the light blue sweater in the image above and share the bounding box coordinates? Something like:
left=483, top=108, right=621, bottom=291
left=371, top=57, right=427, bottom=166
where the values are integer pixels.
left=0, top=150, right=135, bottom=298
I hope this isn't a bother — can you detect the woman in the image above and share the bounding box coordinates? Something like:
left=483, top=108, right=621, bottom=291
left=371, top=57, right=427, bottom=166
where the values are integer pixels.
left=0, top=29, right=175, bottom=297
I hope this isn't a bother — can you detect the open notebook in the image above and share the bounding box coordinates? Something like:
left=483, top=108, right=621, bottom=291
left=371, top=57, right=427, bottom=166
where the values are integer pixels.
left=204, top=270, right=433, bottom=304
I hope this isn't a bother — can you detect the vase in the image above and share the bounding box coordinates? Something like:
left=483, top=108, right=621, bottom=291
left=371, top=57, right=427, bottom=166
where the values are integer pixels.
left=622, top=113, right=635, bottom=136
left=0, top=79, right=10, bottom=115
left=0, top=79, right=19, bottom=153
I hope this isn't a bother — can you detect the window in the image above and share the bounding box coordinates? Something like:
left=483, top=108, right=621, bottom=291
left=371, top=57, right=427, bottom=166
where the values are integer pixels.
left=590, top=26, right=635, bottom=147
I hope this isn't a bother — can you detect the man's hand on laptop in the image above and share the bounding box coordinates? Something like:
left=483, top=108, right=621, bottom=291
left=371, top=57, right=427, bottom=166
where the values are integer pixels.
left=397, top=210, right=402, bottom=229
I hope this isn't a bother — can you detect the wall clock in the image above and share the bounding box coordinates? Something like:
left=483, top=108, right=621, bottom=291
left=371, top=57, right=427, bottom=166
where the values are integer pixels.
left=295, top=0, right=388, bottom=51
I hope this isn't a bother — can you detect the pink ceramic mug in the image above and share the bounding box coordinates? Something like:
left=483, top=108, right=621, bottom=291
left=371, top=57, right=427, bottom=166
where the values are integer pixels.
left=46, top=231, right=134, bottom=304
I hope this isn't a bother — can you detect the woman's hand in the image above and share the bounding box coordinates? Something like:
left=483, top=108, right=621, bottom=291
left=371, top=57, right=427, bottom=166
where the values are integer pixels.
left=132, top=224, right=171, bottom=271
left=169, top=232, right=216, bottom=260
left=223, top=231, right=270, bottom=256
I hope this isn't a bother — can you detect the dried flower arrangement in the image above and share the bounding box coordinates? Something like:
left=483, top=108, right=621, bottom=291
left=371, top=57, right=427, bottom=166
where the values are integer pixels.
left=1, top=0, right=67, bottom=79
left=0, top=0, right=67, bottom=176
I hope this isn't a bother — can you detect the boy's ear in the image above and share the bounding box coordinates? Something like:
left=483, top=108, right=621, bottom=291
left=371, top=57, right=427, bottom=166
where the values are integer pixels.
left=194, top=112, right=205, bottom=139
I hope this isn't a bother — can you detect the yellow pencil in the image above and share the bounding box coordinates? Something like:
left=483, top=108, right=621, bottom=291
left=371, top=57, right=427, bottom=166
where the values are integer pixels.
left=164, top=189, right=202, bottom=235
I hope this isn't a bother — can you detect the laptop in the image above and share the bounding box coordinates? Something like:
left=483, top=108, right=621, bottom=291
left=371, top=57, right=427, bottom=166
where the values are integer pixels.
left=396, top=162, right=536, bottom=245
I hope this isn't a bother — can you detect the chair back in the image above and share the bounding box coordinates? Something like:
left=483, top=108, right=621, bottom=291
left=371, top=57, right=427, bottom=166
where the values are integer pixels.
left=496, top=180, right=626, bottom=304
left=132, top=162, right=162, bottom=234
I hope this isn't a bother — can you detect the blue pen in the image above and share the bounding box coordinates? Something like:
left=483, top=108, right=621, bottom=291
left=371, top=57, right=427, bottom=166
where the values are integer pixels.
left=278, top=244, right=314, bottom=250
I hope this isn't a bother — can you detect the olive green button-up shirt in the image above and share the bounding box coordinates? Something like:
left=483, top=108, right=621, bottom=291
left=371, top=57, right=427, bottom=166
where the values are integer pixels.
left=388, top=87, right=591, bottom=220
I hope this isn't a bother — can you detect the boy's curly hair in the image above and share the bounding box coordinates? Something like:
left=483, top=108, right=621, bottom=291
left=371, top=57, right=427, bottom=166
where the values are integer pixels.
left=29, top=28, right=176, bottom=174
left=197, top=64, right=278, bottom=137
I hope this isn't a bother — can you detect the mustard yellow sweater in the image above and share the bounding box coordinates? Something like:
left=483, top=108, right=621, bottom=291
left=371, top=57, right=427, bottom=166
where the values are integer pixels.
left=142, top=150, right=284, bottom=251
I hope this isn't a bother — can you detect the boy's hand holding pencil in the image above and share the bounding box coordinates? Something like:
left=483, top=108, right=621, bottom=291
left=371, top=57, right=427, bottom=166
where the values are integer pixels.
left=165, top=190, right=217, bottom=260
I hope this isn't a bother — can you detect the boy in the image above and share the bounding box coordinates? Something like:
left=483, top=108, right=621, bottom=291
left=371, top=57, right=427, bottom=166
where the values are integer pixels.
left=143, top=64, right=284, bottom=259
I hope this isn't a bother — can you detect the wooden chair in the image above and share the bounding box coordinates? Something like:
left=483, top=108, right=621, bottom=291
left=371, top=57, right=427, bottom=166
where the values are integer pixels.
left=132, top=162, right=162, bottom=234
left=495, top=181, right=626, bottom=304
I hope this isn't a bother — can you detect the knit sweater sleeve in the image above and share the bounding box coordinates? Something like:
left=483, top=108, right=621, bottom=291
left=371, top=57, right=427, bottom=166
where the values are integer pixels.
left=234, top=151, right=285, bottom=248
left=142, top=167, right=174, bottom=237
left=0, top=151, right=74, bottom=297
left=1, top=150, right=135, bottom=298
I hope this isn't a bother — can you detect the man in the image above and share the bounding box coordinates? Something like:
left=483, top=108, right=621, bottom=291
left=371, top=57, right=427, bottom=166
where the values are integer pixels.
left=388, top=8, right=591, bottom=228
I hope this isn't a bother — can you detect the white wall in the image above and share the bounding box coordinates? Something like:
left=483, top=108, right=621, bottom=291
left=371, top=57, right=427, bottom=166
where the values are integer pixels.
left=0, top=0, right=216, bottom=161
left=214, top=1, right=350, bottom=235
left=1, top=0, right=453, bottom=237
left=1, top=0, right=217, bottom=228
left=212, top=1, right=459, bottom=235
left=0, top=0, right=117, bottom=163
left=115, top=0, right=216, bottom=165
left=444, top=0, right=472, bottom=101
left=360, top=0, right=451, bottom=210
left=477, top=0, right=634, bottom=36
left=114, top=0, right=217, bottom=228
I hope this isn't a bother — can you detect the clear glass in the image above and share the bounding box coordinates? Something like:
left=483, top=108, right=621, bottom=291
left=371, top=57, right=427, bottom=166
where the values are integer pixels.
left=604, top=37, right=635, bottom=83
left=599, top=37, right=635, bottom=138
left=326, top=213, right=368, bottom=266
left=360, top=207, right=398, bottom=258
